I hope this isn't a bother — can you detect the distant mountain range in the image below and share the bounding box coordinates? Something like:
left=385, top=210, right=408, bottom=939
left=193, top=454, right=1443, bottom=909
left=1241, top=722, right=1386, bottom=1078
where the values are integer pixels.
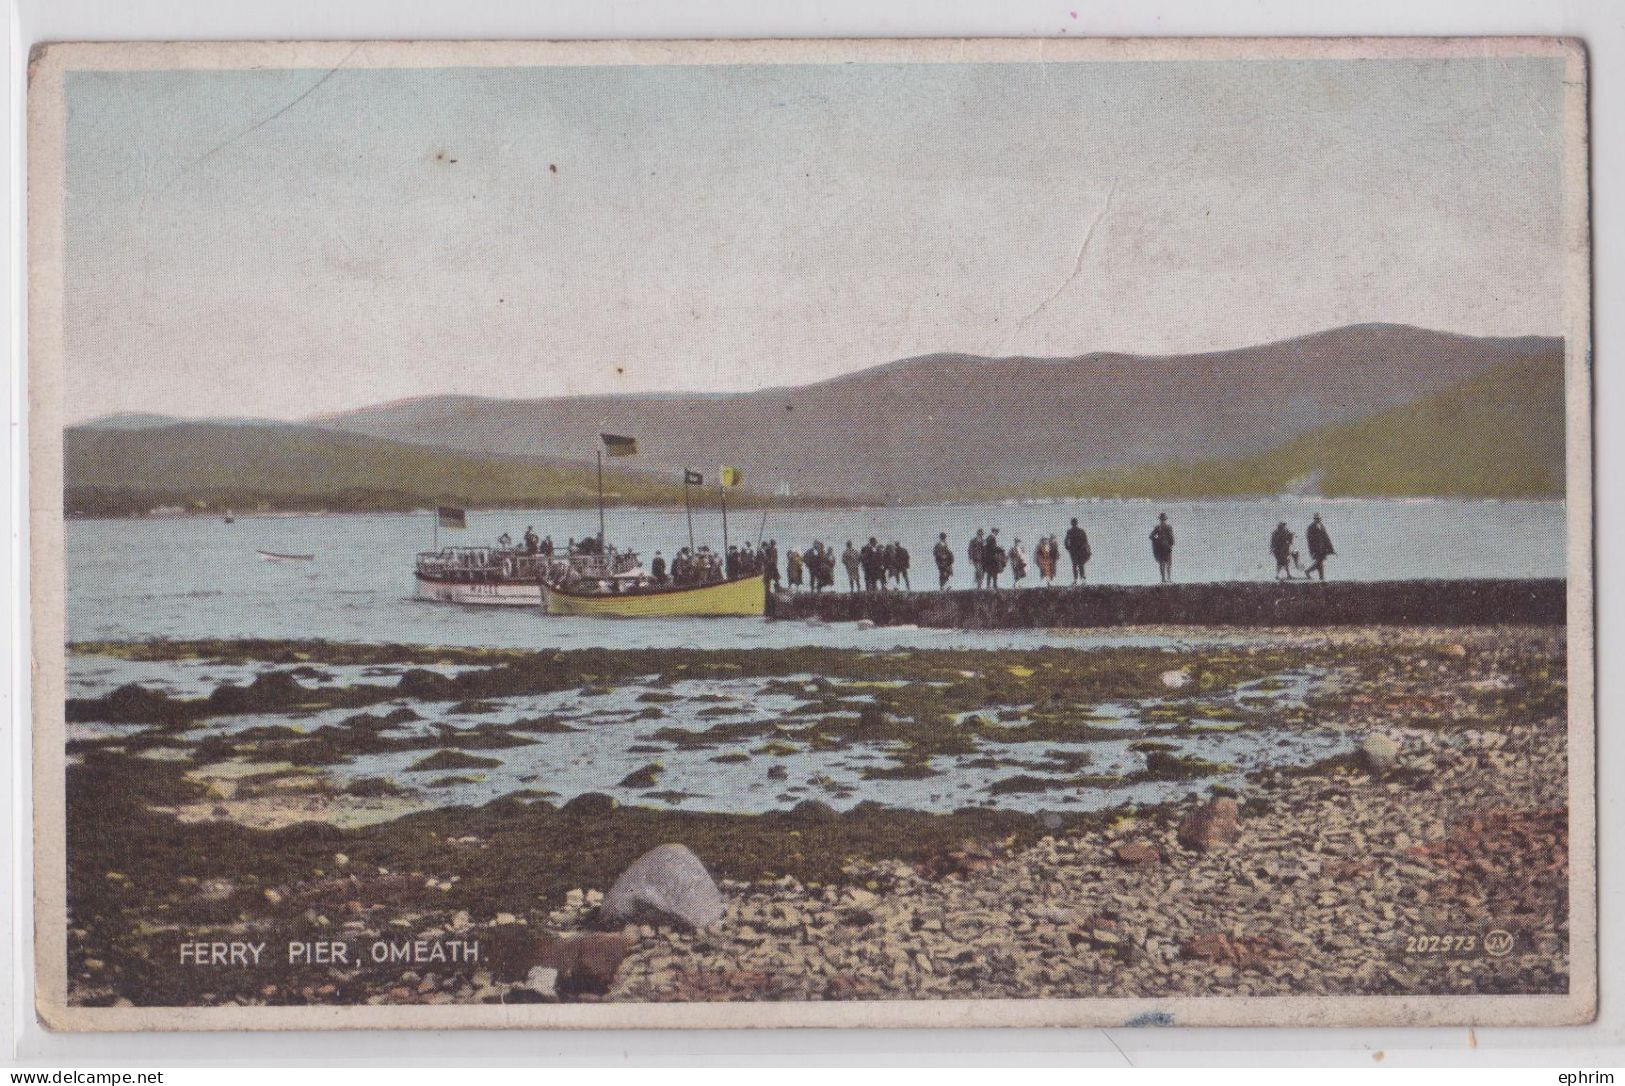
left=63, top=422, right=715, bottom=517
left=309, top=323, right=1561, bottom=500
left=65, top=324, right=1566, bottom=515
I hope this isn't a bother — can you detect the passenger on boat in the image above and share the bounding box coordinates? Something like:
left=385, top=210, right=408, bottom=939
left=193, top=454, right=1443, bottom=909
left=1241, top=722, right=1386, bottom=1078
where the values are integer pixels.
left=651, top=551, right=667, bottom=585
left=524, top=527, right=539, bottom=555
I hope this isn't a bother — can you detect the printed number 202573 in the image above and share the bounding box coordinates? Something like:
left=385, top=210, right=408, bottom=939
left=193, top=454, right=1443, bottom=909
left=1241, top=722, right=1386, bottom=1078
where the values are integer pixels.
left=1405, top=934, right=1478, bottom=954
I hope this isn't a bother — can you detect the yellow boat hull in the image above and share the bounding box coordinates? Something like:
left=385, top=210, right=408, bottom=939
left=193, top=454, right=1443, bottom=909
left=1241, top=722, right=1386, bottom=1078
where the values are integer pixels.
left=543, top=574, right=766, bottom=618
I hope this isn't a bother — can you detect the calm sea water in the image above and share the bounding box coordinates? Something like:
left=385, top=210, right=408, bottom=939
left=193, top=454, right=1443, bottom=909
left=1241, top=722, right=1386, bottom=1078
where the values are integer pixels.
left=66, top=498, right=1564, bottom=651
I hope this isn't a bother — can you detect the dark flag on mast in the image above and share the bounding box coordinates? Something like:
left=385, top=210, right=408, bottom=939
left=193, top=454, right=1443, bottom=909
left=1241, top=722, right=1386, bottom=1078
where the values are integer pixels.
left=601, top=433, right=638, bottom=457
left=684, top=469, right=704, bottom=486
left=436, top=505, right=467, bottom=529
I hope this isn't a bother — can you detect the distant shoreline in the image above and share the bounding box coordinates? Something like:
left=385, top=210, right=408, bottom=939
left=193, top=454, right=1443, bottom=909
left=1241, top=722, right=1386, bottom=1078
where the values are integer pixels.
left=63, top=493, right=1569, bottom=523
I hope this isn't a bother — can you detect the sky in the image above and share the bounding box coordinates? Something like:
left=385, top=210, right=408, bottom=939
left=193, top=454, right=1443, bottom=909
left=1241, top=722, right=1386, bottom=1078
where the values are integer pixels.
left=62, top=54, right=1567, bottom=423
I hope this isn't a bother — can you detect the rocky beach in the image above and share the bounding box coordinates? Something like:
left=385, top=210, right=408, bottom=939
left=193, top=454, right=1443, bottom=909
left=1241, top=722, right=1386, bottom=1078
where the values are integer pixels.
left=62, top=625, right=1569, bottom=1008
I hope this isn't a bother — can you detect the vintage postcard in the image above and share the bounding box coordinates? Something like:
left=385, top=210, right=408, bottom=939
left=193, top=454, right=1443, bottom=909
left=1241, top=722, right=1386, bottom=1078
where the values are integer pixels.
left=27, top=37, right=1592, bottom=1031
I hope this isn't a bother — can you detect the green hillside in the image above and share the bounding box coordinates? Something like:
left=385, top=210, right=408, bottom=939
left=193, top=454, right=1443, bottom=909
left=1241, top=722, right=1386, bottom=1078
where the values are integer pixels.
left=64, top=422, right=755, bottom=517
left=66, top=355, right=1567, bottom=516
left=997, top=358, right=1566, bottom=501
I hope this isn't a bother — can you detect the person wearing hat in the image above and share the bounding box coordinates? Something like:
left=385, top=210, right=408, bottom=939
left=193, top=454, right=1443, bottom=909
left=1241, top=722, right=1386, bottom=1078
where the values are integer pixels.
left=1064, top=517, right=1092, bottom=583
left=933, top=532, right=955, bottom=589
left=1305, top=513, right=1336, bottom=580
left=1149, top=513, right=1175, bottom=583
left=983, top=528, right=1007, bottom=590
left=1269, top=521, right=1295, bottom=580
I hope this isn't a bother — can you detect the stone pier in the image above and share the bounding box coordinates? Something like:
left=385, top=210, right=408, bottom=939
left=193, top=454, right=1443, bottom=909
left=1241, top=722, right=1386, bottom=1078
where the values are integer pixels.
left=765, top=578, right=1567, bottom=629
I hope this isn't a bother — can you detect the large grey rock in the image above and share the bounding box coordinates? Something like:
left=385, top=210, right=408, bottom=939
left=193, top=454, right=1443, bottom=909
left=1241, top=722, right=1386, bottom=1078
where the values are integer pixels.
left=602, top=843, right=724, bottom=930
left=1357, top=734, right=1401, bottom=773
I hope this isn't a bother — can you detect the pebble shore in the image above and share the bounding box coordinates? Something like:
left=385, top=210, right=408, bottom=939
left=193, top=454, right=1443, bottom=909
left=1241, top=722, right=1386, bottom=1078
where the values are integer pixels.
left=65, top=626, right=1570, bottom=1007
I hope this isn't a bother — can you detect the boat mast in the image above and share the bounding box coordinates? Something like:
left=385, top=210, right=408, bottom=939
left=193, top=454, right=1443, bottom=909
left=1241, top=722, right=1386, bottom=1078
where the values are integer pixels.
left=596, top=448, right=606, bottom=547
left=683, top=472, right=696, bottom=551
left=719, top=477, right=729, bottom=554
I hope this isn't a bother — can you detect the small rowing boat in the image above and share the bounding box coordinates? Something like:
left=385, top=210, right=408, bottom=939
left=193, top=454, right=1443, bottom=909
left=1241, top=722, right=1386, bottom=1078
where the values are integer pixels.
left=257, top=550, right=315, bottom=562
left=542, top=573, right=765, bottom=618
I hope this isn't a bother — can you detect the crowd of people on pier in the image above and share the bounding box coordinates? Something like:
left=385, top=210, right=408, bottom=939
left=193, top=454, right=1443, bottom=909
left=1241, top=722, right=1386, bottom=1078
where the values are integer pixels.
left=763, top=512, right=1337, bottom=593
left=488, top=512, right=1339, bottom=593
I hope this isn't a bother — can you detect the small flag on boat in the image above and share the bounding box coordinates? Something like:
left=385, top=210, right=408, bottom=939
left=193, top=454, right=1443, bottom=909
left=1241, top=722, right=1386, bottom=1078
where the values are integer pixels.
left=684, top=469, right=704, bottom=486
left=720, top=465, right=744, bottom=488
left=601, top=433, right=638, bottom=457
left=437, top=505, right=467, bottom=529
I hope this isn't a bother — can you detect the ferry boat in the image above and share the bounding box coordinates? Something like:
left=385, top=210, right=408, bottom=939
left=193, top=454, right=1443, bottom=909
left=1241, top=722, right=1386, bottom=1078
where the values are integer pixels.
left=413, top=545, right=640, bottom=606
left=542, top=571, right=766, bottom=618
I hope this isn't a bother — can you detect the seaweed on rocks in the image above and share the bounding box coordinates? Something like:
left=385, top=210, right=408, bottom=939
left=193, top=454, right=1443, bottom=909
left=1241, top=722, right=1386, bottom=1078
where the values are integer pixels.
left=1138, top=751, right=1233, bottom=781
left=618, top=763, right=664, bottom=789
left=407, top=750, right=503, bottom=773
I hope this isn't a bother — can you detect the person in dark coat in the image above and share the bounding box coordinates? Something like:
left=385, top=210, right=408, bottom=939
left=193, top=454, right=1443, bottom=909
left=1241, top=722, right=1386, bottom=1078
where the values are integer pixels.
left=983, top=529, right=1007, bottom=590
left=894, top=541, right=911, bottom=590
left=968, top=529, right=986, bottom=590
left=1064, top=517, right=1091, bottom=583
left=650, top=551, right=667, bottom=585
left=1305, top=513, right=1336, bottom=580
left=933, top=532, right=954, bottom=589
left=861, top=537, right=885, bottom=592
left=764, top=540, right=781, bottom=589
left=1150, top=513, right=1175, bottom=583
left=1269, top=522, right=1295, bottom=580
